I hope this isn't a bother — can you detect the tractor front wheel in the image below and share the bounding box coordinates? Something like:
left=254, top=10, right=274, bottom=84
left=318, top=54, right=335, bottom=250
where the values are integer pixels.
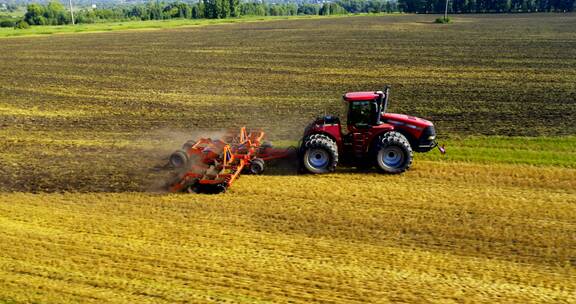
left=375, top=132, right=413, bottom=174
left=301, top=134, right=338, bottom=174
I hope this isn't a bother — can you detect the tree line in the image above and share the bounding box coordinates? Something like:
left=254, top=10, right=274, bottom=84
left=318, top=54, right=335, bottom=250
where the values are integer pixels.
left=2, top=0, right=574, bottom=28
left=6, top=1, right=354, bottom=27
left=398, top=0, right=575, bottom=12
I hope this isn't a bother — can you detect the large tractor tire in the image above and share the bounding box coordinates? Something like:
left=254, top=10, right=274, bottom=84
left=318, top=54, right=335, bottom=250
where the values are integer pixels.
left=301, top=134, right=338, bottom=174
left=375, top=132, right=413, bottom=174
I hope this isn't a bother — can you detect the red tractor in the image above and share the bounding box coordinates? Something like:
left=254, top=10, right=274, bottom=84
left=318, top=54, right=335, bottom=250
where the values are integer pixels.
left=299, top=87, right=442, bottom=174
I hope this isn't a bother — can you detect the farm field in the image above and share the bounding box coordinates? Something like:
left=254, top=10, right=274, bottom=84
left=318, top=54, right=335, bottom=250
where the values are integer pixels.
left=0, top=13, right=575, bottom=302
left=0, top=163, right=574, bottom=303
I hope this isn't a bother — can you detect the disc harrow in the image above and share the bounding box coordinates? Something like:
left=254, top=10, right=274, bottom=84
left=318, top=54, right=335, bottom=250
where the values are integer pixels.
left=166, top=127, right=291, bottom=194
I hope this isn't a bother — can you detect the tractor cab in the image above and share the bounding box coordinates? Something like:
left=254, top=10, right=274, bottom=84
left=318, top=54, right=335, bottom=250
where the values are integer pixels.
left=343, top=89, right=389, bottom=130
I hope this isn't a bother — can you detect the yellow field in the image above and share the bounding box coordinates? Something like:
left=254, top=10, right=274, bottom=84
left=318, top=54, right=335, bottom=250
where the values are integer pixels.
left=1, top=159, right=574, bottom=303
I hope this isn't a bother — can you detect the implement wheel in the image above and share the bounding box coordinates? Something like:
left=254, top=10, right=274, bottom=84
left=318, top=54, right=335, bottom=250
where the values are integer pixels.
left=249, top=158, right=265, bottom=175
left=182, top=140, right=196, bottom=150
left=301, top=134, right=338, bottom=174
left=169, top=149, right=189, bottom=169
left=375, top=131, right=413, bottom=174
left=184, top=180, right=199, bottom=193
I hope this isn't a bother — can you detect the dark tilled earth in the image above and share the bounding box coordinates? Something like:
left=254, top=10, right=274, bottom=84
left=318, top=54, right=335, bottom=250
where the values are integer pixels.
left=0, top=14, right=575, bottom=192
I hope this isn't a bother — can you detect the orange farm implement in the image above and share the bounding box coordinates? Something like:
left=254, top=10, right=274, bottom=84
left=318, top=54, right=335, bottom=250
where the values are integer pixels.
left=166, top=127, right=292, bottom=194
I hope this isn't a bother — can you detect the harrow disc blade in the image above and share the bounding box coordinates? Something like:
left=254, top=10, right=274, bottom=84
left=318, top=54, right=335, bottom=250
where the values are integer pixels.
left=195, top=183, right=228, bottom=194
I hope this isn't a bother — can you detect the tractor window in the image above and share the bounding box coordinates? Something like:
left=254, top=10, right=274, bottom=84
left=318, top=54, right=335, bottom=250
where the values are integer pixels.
left=348, top=101, right=377, bottom=127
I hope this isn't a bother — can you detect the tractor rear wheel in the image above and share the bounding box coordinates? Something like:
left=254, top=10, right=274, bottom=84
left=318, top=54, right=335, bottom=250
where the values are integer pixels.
left=301, top=134, right=338, bottom=174
left=375, top=132, right=413, bottom=174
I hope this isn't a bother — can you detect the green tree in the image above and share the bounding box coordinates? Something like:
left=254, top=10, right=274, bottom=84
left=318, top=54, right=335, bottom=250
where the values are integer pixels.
left=320, top=3, right=331, bottom=15
left=229, top=0, right=240, bottom=17
left=0, top=19, right=16, bottom=27
left=203, top=0, right=218, bottom=18
left=495, top=0, right=512, bottom=11
left=24, top=3, right=45, bottom=25
left=298, top=4, right=321, bottom=15
left=45, top=1, right=68, bottom=25
left=192, top=3, right=204, bottom=18
left=15, top=20, right=30, bottom=29
left=217, top=0, right=230, bottom=18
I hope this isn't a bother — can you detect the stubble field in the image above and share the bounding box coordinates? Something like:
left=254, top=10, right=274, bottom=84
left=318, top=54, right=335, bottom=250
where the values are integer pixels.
left=0, top=14, right=575, bottom=303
